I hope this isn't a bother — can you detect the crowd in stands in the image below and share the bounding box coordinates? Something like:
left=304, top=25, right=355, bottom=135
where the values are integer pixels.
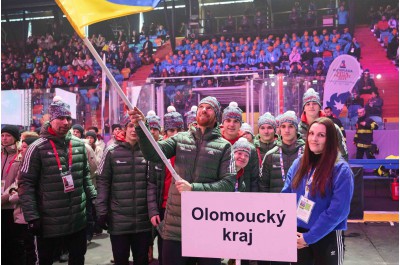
left=368, top=4, right=399, bottom=62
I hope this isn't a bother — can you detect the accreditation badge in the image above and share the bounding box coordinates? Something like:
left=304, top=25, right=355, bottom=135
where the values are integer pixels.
left=296, top=195, right=315, bottom=224
left=61, top=172, right=75, bottom=193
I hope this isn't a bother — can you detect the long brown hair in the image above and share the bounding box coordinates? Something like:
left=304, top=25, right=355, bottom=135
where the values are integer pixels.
left=292, top=117, right=338, bottom=197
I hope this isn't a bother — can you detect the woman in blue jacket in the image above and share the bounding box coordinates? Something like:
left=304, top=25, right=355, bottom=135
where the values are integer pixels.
left=282, top=117, right=354, bottom=265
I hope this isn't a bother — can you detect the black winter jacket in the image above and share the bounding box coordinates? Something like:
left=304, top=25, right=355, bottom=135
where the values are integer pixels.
left=96, top=140, right=151, bottom=235
left=19, top=123, right=96, bottom=238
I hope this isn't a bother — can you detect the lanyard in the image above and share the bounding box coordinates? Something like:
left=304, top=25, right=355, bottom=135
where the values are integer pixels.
left=279, top=146, right=303, bottom=182
left=256, top=148, right=262, bottom=167
left=304, top=168, right=316, bottom=198
left=5, top=153, right=19, bottom=175
left=49, top=140, right=72, bottom=173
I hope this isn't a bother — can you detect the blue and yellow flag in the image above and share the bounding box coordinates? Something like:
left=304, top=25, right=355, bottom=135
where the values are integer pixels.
left=56, top=0, right=161, bottom=38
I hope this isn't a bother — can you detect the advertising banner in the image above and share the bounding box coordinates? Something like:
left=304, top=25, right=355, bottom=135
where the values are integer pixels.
left=323, top=54, right=361, bottom=117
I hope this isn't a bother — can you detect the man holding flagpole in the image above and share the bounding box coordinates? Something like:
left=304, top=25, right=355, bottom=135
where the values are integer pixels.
left=129, top=96, right=236, bottom=265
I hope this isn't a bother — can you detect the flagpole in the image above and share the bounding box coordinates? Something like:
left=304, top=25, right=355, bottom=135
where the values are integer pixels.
left=82, top=37, right=181, bottom=182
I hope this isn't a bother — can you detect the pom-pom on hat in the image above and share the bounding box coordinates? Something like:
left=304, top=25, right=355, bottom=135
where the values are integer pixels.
left=164, top=106, right=184, bottom=131
left=185, top=106, right=198, bottom=127
left=198, top=96, right=221, bottom=118
left=49, top=96, right=71, bottom=121
left=240, top=123, right=254, bottom=137
left=222, top=101, right=243, bottom=124
left=302, top=88, right=321, bottom=109
left=278, top=111, right=299, bottom=129
left=258, top=112, right=277, bottom=130
left=232, top=137, right=252, bottom=157
left=146, top=110, right=161, bottom=131
left=1, top=125, right=20, bottom=142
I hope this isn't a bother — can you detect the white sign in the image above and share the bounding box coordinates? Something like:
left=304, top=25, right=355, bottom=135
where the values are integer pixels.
left=1, top=90, right=25, bottom=126
left=181, top=192, right=297, bottom=262
left=55, top=88, right=77, bottom=119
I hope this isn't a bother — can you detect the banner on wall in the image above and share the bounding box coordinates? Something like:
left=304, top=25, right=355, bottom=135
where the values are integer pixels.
left=323, top=55, right=361, bottom=117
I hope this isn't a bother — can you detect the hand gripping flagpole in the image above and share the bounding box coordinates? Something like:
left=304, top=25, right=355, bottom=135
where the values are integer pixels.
left=82, top=37, right=181, bottom=182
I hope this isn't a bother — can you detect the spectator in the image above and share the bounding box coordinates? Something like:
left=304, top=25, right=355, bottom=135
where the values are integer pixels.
left=19, top=98, right=97, bottom=264
left=365, top=90, right=384, bottom=117
left=1, top=125, right=21, bottom=264
left=282, top=117, right=353, bottom=265
left=224, top=15, right=235, bottom=33
left=106, top=124, right=123, bottom=147
left=375, top=15, right=390, bottom=40
left=387, top=29, right=399, bottom=60
left=239, top=15, right=250, bottom=32
left=96, top=120, right=151, bottom=265
left=324, top=106, right=346, bottom=140
left=254, top=11, right=265, bottom=33
left=204, top=10, right=213, bottom=34
left=142, top=36, right=154, bottom=56
left=289, top=7, right=300, bottom=27
left=357, top=69, right=376, bottom=95
left=337, top=5, right=349, bottom=32
left=7, top=135, right=40, bottom=265
left=344, top=37, right=361, bottom=60
left=354, top=108, right=379, bottom=159
left=128, top=96, right=236, bottom=264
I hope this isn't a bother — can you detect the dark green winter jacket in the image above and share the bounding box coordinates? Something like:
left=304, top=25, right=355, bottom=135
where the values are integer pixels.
left=96, top=140, right=151, bottom=235
left=136, top=122, right=236, bottom=241
left=259, top=138, right=305, bottom=193
left=253, top=134, right=277, bottom=165
left=19, top=123, right=96, bottom=238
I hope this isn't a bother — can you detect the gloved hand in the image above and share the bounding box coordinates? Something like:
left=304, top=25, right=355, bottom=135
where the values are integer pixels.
left=28, top=219, right=41, bottom=236
left=96, top=215, right=108, bottom=230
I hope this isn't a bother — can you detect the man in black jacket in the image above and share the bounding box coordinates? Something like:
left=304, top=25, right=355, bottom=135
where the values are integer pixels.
left=96, top=120, right=152, bottom=265
left=19, top=97, right=96, bottom=265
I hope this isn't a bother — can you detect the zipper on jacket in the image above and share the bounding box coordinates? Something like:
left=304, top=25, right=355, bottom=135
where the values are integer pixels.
left=192, top=134, right=204, bottom=183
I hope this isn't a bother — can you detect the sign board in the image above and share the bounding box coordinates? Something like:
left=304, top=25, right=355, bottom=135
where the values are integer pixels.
left=55, top=88, right=77, bottom=119
left=181, top=192, right=297, bottom=262
left=1, top=90, right=28, bottom=126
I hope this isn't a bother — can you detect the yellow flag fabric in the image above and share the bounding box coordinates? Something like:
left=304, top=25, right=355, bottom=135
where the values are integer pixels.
left=56, top=0, right=160, bottom=38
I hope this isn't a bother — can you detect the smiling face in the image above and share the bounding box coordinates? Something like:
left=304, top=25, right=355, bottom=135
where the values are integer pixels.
left=304, top=101, right=321, bottom=119
left=196, top=103, right=216, bottom=128
left=222, top=118, right=241, bottom=139
left=234, top=150, right=250, bottom=170
left=307, top=123, right=326, bottom=154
